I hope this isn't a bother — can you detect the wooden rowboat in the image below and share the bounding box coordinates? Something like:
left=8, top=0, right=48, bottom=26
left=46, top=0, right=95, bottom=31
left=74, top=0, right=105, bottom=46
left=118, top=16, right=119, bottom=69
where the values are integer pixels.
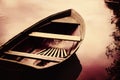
left=0, top=9, right=85, bottom=69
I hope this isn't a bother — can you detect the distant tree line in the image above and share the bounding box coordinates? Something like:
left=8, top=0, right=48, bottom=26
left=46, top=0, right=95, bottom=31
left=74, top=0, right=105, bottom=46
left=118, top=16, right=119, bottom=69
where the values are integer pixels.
left=105, top=0, right=120, bottom=80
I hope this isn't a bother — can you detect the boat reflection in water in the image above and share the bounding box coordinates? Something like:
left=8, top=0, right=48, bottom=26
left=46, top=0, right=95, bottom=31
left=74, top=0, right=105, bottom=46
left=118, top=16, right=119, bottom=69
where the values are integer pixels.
left=0, top=9, right=85, bottom=80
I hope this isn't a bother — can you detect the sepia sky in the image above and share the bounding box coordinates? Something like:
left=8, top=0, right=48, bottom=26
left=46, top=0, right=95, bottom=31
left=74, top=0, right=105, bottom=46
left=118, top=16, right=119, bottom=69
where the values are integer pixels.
left=0, top=0, right=114, bottom=79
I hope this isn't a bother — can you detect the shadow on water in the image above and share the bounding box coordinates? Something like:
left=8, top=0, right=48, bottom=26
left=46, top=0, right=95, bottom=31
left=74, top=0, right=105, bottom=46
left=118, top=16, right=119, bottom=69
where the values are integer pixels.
left=0, top=53, right=82, bottom=80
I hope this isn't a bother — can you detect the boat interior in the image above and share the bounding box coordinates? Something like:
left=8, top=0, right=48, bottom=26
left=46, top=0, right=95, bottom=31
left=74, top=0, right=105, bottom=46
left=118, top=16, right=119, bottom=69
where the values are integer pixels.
left=0, top=14, right=82, bottom=68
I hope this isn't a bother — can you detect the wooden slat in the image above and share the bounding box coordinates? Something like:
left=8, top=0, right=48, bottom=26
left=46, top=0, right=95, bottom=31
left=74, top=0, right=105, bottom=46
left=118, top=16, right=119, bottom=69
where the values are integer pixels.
left=52, top=48, right=58, bottom=57
left=39, top=48, right=51, bottom=55
left=47, top=48, right=56, bottom=56
left=29, top=32, right=80, bottom=41
left=63, top=49, right=67, bottom=57
left=5, top=51, right=64, bottom=62
left=60, top=49, right=64, bottom=58
left=56, top=49, right=60, bottom=58
left=44, top=48, right=54, bottom=56
left=43, top=48, right=52, bottom=55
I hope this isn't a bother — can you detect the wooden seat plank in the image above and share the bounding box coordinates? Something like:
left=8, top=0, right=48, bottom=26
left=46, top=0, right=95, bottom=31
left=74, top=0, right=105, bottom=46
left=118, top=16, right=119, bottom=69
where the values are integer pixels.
left=29, top=32, right=80, bottom=41
left=5, top=50, right=64, bottom=62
